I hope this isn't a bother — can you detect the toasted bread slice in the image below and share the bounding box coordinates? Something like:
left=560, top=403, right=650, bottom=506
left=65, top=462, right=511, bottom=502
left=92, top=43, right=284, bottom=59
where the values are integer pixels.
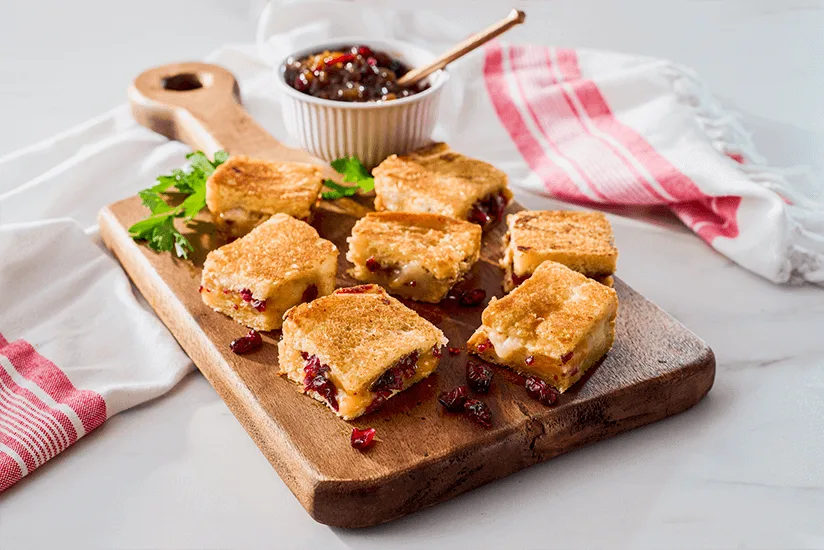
left=279, top=284, right=447, bottom=420
left=502, top=210, right=617, bottom=291
left=346, top=212, right=482, bottom=302
left=200, top=214, right=338, bottom=330
left=206, top=155, right=323, bottom=238
left=467, top=261, right=618, bottom=393
left=373, top=143, right=513, bottom=230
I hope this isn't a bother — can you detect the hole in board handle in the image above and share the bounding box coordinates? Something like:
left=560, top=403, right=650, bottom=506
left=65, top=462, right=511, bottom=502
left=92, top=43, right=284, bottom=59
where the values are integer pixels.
left=162, top=73, right=208, bottom=91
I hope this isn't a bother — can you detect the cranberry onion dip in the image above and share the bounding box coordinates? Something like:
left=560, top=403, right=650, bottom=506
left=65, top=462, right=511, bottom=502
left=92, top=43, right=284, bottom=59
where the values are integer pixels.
left=283, top=44, right=430, bottom=102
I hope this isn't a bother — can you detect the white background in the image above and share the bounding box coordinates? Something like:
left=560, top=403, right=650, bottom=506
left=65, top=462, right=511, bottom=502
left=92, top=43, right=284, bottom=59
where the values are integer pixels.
left=1, top=1, right=823, bottom=548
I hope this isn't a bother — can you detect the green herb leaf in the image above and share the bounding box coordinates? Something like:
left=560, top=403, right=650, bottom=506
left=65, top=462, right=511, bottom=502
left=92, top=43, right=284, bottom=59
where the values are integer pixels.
left=320, top=156, right=375, bottom=200
left=129, top=150, right=228, bottom=259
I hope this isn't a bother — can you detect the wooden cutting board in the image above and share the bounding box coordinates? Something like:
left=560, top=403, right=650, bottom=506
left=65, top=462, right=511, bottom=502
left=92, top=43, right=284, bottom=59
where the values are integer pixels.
left=99, top=62, right=715, bottom=528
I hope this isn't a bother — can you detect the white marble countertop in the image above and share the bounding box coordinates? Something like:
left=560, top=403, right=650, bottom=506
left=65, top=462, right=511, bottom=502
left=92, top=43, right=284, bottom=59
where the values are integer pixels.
left=1, top=1, right=823, bottom=548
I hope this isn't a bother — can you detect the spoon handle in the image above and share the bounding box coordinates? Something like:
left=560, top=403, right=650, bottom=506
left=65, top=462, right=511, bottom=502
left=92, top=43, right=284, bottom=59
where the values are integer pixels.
left=397, top=9, right=526, bottom=87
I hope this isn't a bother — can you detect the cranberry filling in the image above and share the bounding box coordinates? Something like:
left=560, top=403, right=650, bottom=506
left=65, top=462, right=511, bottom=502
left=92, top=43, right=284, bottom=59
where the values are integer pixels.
left=251, top=299, right=266, bottom=312
left=239, top=288, right=253, bottom=302
left=365, top=256, right=381, bottom=273
left=364, top=390, right=392, bottom=415
left=230, top=330, right=262, bottom=355
left=432, top=345, right=443, bottom=358
left=338, top=284, right=373, bottom=294
left=510, top=271, right=530, bottom=287
left=438, top=385, right=469, bottom=412
left=468, top=191, right=509, bottom=230
left=301, top=284, right=318, bottom=303
left=561, top=351, right=574, bottom=363
left=466, top=361, right=494, bottom=393
left=475, top=339, right=493, bottom=353
left=371, top=351, right=419, bottom=392
left=525, top=376, right=559, bottom=406
left=301, top=353, right=338, bottom=411
left=525, top=355, right=535, bottom=366
left=464, top=398, right=492, bottom=428
left=351, top=427, right=377, bottom=450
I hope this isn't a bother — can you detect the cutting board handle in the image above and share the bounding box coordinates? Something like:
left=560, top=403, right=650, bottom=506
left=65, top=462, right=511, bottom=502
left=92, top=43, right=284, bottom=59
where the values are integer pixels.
left=129, top=62, right=335, bottom=176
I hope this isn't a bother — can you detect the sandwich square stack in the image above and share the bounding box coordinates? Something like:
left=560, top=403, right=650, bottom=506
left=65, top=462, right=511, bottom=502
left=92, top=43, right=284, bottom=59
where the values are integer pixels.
left=200, top=214, right=338, bottom=331
left=502, top=210, right=618, bottom=291
left=279, top=284, right=448, bottom=420
left=372, top=143, right=513, bottom=230
left=467, top=261, right=619, bottom=393
left=206, top=155, right=324, bottom=238
left=346, top=211, right=482, bottom=303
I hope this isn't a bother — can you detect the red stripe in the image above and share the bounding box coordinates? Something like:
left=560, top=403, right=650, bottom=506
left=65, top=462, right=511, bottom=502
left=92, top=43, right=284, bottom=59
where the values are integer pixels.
left=0, top=340, right=106, bottom=433
left=483, top=43, right=590, bottom=203
left=0, top=335, right=106, bottom=492
left=505, top=45, right=609, bottom=203
left=0, top=451, right=23, bottom=492
left=0, top=333, right=8, bottom=348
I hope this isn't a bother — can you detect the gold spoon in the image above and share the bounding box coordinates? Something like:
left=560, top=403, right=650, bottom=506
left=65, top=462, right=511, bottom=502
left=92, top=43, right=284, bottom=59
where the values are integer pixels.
left=396, top=9, right=526, bottom=88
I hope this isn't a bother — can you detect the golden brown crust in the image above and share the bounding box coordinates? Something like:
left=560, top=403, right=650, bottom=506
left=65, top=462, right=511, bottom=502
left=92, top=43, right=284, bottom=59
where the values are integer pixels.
left=503, top=210, right=618, bottom=280
left=280, top=285, right=447, bottom=394
left=346, top=212, right=481, bottom=281
left=467, top=261, right=618, bottom=392
left=372, top=143, right=511, bottom=220
left=205, top=156, right=323, bottom=236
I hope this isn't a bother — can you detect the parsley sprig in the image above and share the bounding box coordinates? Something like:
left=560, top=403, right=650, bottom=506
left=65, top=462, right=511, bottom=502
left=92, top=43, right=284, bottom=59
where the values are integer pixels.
left=129, top=150, right=228, bottom=259
left=321, top=157, right=375, bottom=200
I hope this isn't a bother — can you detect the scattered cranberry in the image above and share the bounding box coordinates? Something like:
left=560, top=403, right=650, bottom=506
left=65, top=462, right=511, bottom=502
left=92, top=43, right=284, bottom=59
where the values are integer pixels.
left=561, top=351, right=574, bottom=363
left=475, top=339, right=493, bottom=353
left=432, top=345, right=443, bottom=358
left=467, top=361, right=494, bottom=393
left=338, top=285, right=372, bottom=294
left=464, top=399, right=492, bottom=428
left=525, top=376, right=559, bottom=406
left=198, top=285, right=204, bottom=293
left=448, top=347, right=461, bottom=356
left=525, top=355, right=535, bottom=366
left=251, top=299, right=267, bottom=312
left=239, top=288, right=253, bottom=302
left=459, top=288, right=487, bottom=307
left=351, top=427, right=377, bottom=450
left=364, top=390, right=392, bottom=415
left=230, top=330, right=262, bottom=355
left=438, top=385, right=469, bottom=412
left=302, top=284, right=318, bottom=303
left=365, top=256, right=381, bottom=273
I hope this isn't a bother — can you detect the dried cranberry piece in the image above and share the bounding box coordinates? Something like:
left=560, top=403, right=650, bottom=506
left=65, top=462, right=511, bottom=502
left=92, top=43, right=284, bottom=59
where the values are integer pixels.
left=302, top=354, right=329, bottom=381
left=365, top=256, right=381, bottom=273
left=371, top=367, right=403, bottom=392
left=432, top=345, right=443, bottom=358
left=525, top=355, right=535, bottom=365
left=448, top=346, right=461, bottom=356
left=230, top=330, right=262, bottom=355
left=364, top=390, right=392, bottom=415
left=511, top=272, right=530, bottom=286
left=459, top=289, right=487, bottom=307
left=466, top=361, right=493, bottom=393
left=306, top=374, right=339, bottom=411
left=438, top=385, right=469, bottom=412
left=301, top=284, right=319, bottom=303
left=525, top=376, right=559, bottom=406
left=464, top=398, right=492, bottom=427
left=198, top=285, right=204, bottom=293
left=294, top=74, right=309, bottom=92
left=239, top=288, right=253, bottom=303
left=351, top=427, right=377, bottom=450
left=251, top=299, right=266, bottom=312
left=356, top=45, right=373, bottom=57
left=396, top=351, right=419, bottom=379
left=475, top=339, right=493, bottom=353
left=561, top=351, right=574, bottom=363
left=468, top=205, right=492, bottom=227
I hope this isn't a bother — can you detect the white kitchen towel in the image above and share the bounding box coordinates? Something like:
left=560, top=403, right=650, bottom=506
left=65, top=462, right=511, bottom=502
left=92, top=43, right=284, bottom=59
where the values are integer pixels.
left=1, top=0, right=822, bottom=492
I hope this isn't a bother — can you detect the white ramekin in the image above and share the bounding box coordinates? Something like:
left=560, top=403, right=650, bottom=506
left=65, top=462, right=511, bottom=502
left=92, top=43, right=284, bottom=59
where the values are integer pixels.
left=275, top=37, right=448, bottom=169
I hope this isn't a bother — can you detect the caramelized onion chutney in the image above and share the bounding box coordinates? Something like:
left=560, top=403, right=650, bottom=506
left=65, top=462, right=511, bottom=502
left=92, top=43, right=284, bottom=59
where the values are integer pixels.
left=284, top=45, right=430, bottom=102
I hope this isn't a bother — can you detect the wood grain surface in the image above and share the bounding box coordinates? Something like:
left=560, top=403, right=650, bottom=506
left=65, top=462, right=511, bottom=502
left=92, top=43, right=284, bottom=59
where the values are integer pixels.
left=99, top=196, right=714, bottom=528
